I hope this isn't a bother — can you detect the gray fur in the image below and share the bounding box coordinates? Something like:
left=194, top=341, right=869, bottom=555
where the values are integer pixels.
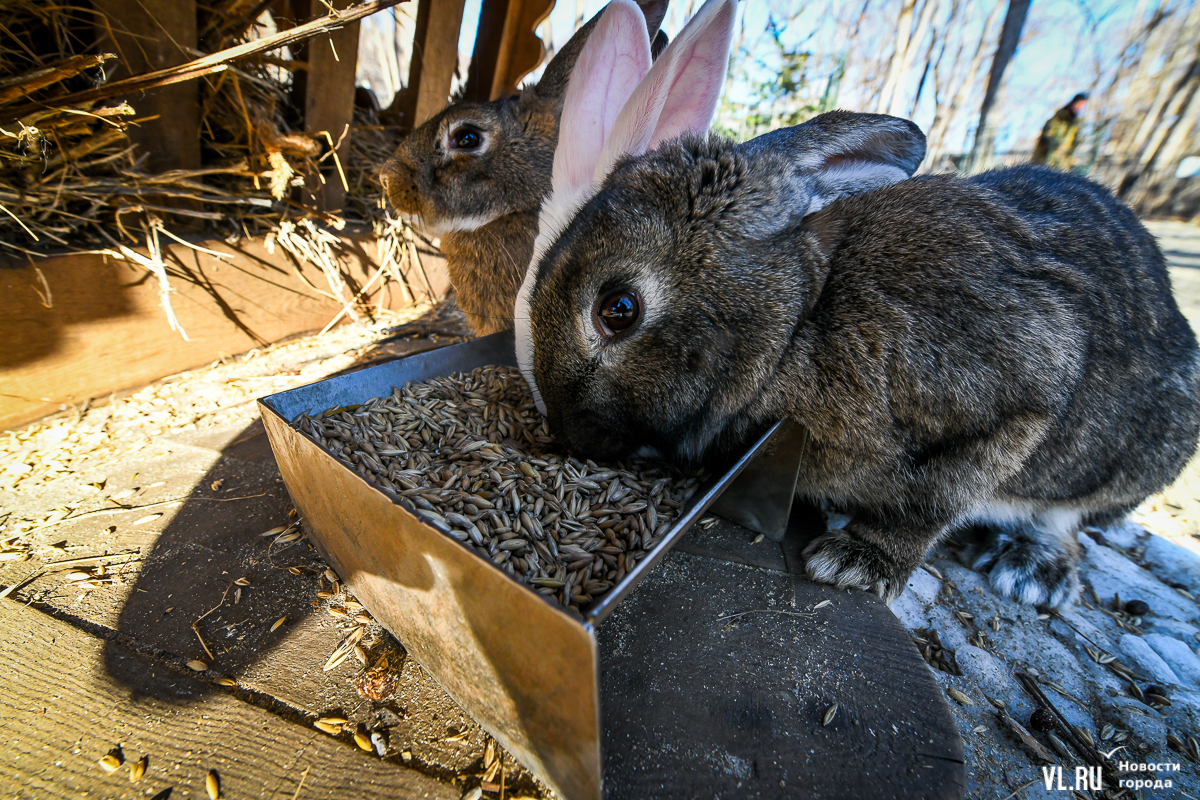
left=524, top=110, right=1200, bottom=606
left=379, top=0, right=669, bottom=335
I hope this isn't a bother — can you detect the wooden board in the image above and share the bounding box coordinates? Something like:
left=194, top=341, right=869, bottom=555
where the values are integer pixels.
left=600, top=518, right=967, bottom=799
left=92, top=0, right=202, bottom=174
left=463, top=0, right=555, bottom=102
left=0, top=599, right=458, bottom=799
left=396, top=0, right=468, bottom=129
left=0, top=317, right=521, bottom=790
left=289, top=0, right=363, bottom=211
left=0, top=233, right=451, bottom=431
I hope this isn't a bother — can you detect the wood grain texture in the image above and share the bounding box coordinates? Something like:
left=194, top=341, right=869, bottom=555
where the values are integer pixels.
left=0, top=335, right=502, bottom=784
left=599, top=518, right=966, bottom=800
left=463, top=0, right=555, bottom=102
left=401, top=0, right=468, bottom=128
left=0, top=232, right=450, bottom=431
left=293, top=0, right=362, bottom=211
left=0, top=600, right=458, bottom=799
left=92, top=0, right=202, bottom=173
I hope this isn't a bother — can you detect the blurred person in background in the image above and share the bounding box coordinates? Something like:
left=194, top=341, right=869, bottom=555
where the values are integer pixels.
left=1032, top=92, right=1088, bottom=170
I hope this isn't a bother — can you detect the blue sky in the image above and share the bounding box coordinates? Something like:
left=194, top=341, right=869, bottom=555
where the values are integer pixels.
left=452, top=0, right=1141, bottom=154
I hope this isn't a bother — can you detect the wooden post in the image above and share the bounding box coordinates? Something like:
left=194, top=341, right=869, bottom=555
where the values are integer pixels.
left=92, top=0, right=201, bottom=174
left=287, top=0, right=363, bottom=211
left=392, top=0, right=467, bottom=129
left=463, top=0, right=554, bottom=103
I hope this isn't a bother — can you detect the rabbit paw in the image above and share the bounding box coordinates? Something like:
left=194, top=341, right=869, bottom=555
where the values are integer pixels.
left=972, top=526, right=1080, bottom=608
left=803, top=529, right=908, bottom=602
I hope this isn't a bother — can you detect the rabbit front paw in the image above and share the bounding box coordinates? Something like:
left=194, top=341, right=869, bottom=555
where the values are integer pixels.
left=972, top=526, right=1080, bottom=608
left=803, top=529, right=909, bottom=602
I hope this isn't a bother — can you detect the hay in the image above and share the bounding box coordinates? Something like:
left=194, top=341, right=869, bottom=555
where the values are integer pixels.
left=0, top=0, right=421, bottom=337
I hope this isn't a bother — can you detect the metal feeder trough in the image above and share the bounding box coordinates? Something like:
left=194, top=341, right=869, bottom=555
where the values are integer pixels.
left=259, top=331, right=807, bottom=800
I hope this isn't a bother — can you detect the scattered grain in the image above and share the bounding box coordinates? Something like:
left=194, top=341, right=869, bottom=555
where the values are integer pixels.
left=314, top=718, right=343, bottom=735
left=292, top=365, right=703, bottom=615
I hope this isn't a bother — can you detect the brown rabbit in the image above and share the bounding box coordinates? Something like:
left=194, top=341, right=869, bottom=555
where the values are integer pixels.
left=379, top=1, right=669, bottom=335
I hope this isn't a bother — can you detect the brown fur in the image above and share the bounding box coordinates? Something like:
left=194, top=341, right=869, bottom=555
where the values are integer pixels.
left=379, top=1, right=669, bottom=335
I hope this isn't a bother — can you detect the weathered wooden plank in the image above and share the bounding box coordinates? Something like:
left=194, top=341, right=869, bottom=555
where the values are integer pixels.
left=0, top=600, right=458, bottom=799
left=600, top=519, right=966, bottom=799
left=0, top=233, right=451, bottom=431
left=0, top=340, right=508, bottom=788
left=288, top=0, right=363, bottom=211
left=463, top=0, right=555, bottom=102
left=92, top=0, right=202, bottom=174
left=394, top=0, right=468, bottom=129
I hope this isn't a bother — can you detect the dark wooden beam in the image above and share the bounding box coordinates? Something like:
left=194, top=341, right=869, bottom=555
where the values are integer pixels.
left=463, top=0, right=555, bottom=103
left=92, top=0, right=201, bottom=174
left=391, top=0, right=468, bottom=130
left=284, top=0, right=363, bottom=211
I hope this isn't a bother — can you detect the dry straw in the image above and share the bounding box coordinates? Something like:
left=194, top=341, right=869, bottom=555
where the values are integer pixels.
left=0, top=0, right=425, bottom=337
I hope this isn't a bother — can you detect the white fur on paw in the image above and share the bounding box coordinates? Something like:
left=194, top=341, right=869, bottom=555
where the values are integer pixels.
left=973, top=532, right=1080, bottom=608
left=983, top=561, right=1080, bottom=607
left=804, top=532, right=874, bottom=589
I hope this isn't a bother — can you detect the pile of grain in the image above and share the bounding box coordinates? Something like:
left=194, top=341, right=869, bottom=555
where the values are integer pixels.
left=293, top=365, right=702, bottom=616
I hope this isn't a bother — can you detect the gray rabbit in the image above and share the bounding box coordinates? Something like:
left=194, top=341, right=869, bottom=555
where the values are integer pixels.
left=514, top=0, right=1200, bottom=607
left=379, top=0, right=668, bottom=335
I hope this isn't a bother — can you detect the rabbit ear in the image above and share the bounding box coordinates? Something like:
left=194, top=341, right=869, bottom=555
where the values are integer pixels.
left=745, top=111, right=927, bottom=216
left=592, top=0, right=737, bottom=184
left=800, top=112, right=926, bottom=215
left=550, top=0, right=654, bottom=205
left=537, top=0, right=659, bottom=106
left=547, top=0, right=734, bottom=216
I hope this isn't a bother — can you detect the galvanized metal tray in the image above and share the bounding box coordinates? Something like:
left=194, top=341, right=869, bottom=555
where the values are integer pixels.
left=259, top=331, right=805, bottom=800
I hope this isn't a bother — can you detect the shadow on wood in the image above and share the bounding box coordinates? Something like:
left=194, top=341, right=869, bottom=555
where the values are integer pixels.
left=0, top=597, right=457, bottom=798
left=49, top=319, right=963, bottom=799
left=462, top=0, right=555, bottom=102
left=601, top=516, right=966, bottom=799
left=0, top=231, right=450, bottom=431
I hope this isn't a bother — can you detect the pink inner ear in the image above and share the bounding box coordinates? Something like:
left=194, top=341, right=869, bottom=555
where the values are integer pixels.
left=552, top=0, right=653, bottom=201
left=594, top=0, right=736, bottom=182
left=646, top=0, right=736, bottom=150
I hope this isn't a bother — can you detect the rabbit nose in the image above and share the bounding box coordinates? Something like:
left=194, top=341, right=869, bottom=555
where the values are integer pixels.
left=378, top=162, right=415, bottom=208
left=382, top=159, right=418, bottom=190
left=383, top=154, right=414, bottom=179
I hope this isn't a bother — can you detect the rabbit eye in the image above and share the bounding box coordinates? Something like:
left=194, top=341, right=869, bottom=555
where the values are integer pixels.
left=596, top=291, right=640, bottom=336
left=450, top=127, right=483, bottom=151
